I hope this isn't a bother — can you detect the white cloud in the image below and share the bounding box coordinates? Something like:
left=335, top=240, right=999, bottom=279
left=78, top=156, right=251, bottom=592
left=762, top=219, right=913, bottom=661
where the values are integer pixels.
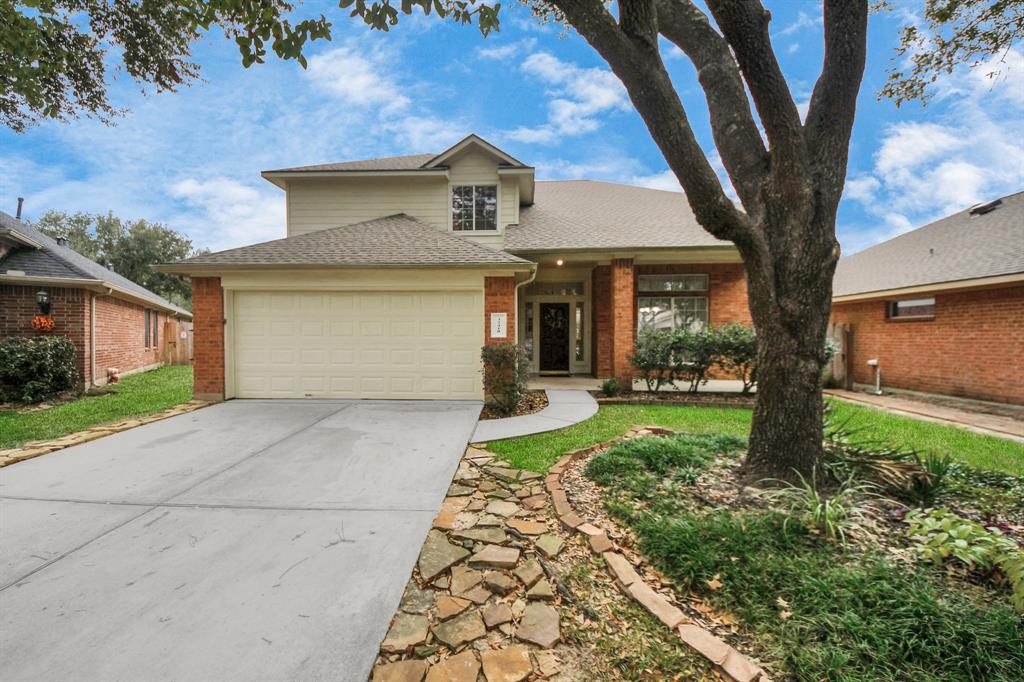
left=505, top=52, right=630, bottom=143
left=630, top=170, right=681, bottom=192
left=477, top=38, right=537, bottom=60
left=306, top=43, right=410, bottom=113
left=844, top=175, right=880, bottom=203
left=170, top=177, right=285, bottom=252
left=775, top=10, right=818, bottom=38
left=842, top=54, right=1024, bottom=253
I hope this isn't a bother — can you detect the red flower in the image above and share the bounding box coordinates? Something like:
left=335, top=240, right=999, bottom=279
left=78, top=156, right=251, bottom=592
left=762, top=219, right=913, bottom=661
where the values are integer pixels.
left=32, top=315, right=55, bottom=332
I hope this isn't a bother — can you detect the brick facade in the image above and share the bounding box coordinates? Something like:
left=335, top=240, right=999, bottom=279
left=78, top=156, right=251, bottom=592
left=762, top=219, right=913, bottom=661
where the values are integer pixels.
left=0, top=284, right=181, bottom=387
left=609, top=258, right=637, bottom=382
left=93, top=296, right=166, bottom=380
left=484, top=276, right=517, bottom=345
left=1, top=284, right=91, bottom=383
left=831, top=285, right=1024, bottom=405
left=591, top=262, right=751, bottom=380
left=192, top=277, right=226, bottom=400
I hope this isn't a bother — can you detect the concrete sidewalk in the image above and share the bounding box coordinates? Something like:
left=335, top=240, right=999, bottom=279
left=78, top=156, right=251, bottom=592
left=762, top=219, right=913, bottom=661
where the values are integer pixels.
left=472, top=389, right=598, bottom=442
left=826, top=389, right=1024, bottom=443
left=0, top=399, right=481, bottom=682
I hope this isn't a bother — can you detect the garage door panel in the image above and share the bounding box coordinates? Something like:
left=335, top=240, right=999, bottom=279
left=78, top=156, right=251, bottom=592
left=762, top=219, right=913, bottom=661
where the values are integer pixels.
left=233, top=290, right=483, bottom=399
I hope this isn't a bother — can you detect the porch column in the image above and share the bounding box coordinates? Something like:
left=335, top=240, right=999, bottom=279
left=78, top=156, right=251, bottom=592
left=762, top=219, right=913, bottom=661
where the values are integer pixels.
left=610, top=258, right=636, bottom=384
left=192, top=277, right=225, bottom=402
left=484, top=277, right=516, bottom=345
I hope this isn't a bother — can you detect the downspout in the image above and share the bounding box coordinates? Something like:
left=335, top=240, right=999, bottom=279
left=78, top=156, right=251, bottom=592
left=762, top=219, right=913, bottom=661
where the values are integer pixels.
left=513, top=265, right=538, bottom=344
left=90, top=287, right=113, bottom=387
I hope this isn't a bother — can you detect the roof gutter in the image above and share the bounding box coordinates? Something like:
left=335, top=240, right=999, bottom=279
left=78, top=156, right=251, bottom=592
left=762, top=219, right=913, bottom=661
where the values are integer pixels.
left=513, top=264, right=539, bottom=343
left=260, top=168, right=450, bottom=189
left=156, top=261, right=534, bottom=275
left=0, top=273, right=192, bottom=319
left=833, top=272, right=1024, bottom=303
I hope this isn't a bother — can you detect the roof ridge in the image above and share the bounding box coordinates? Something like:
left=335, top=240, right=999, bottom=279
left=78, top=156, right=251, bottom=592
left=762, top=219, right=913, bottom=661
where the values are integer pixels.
left=0, top=211, right=190, bottom=315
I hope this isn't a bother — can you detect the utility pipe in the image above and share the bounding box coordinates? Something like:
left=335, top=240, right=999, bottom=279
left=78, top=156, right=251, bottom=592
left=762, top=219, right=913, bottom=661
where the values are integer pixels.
left=512, top=265, right=538, bottom=343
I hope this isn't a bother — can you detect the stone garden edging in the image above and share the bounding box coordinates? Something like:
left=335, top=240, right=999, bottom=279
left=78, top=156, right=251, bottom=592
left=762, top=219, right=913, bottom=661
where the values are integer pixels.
left=0, top=400, right=212, bottom=468
left=546, top=427, right=768, bottom=682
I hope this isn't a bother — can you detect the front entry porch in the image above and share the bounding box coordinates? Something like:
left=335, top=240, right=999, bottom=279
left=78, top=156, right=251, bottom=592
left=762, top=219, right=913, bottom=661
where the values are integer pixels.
left=517, top=256, right=750, bottom=383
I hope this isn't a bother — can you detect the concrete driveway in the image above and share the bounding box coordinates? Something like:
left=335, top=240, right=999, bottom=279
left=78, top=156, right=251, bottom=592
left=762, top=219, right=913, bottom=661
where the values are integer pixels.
left=0, top=399, right=481, bottom=682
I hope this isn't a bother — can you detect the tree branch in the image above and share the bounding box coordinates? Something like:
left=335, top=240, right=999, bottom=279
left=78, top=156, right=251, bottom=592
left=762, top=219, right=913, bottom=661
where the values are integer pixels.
left=654, top=0, right=767, bottom=214
left=705, top=0, right=804, bottom=162
left=547, top=0, right=753, bottom=247
left=804, top=0, right=868, bottom=206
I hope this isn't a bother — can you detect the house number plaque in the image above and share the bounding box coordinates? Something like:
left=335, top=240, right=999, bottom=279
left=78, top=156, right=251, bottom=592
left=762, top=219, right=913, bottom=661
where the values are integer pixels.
left=490, top=312, right=508, bottom=339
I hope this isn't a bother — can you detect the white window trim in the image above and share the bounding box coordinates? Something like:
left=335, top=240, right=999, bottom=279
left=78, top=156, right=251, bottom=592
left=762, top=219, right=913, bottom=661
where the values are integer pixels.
left=449, top=184, right=501, bottom=233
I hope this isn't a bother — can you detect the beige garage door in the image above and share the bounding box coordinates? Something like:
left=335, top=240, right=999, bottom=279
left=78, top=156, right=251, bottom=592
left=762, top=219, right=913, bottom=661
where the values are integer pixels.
left=232, top=290, right=483, bottom=400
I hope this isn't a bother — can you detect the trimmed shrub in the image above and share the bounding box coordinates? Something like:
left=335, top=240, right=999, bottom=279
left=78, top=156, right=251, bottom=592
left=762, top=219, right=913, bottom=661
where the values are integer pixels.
left=600, top=377, right=621, bottom=397
left=673, top=327, right=719, bottom=393
left=715, top=323, right=758, bottom=393
left=480, top=342, right=530, bottom=417
left=0, top=336, right=79, bottom=404
left=629, top=328, right=676, bottom=393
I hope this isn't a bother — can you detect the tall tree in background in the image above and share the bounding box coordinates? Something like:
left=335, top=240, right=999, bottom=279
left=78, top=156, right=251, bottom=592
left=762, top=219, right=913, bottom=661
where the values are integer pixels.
left=882, top=0, right=1024, bottom=105
left=31, top=211, right=205, bottom=309
left=8, top=1, right=1015, bottom=477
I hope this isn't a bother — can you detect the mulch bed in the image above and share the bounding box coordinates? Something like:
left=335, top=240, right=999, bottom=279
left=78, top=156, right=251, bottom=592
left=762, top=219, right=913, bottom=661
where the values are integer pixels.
left=479, top=390, right=550, bottom=420
left=594, top=391, right=755, bottom=408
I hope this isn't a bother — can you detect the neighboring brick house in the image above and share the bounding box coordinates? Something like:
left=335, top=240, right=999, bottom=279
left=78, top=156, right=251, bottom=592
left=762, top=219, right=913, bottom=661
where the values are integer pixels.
left=831, top=192, right=1024, bottom=405
left=1, top=211, right=193, bottom=388
left=163, top=134, right=752, bottom=402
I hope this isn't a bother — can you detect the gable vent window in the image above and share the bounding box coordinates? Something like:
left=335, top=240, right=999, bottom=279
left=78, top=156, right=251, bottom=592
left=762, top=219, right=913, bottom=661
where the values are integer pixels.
left=888, top=297, right=935, bottom=319
left=452, top=185, right=498, bottom=231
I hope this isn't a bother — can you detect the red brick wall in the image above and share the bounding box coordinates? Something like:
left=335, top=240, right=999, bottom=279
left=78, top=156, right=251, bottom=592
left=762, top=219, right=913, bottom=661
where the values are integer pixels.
left=636, top=263, right=751, bottom=326
left=192, top=277, right=225, bottom=400
left=93, top=295, right=165, bottom=379
left=831, top=285, right=1024, bottom=404
left=610, top=259, right=637, bottom=381
left=591, top=262, right=751, bottom=379
left=484, top=277, right=516, bottom=345
left=592, top=266, right=612, bottom=377
left=1, top=284, right=90, bottom=384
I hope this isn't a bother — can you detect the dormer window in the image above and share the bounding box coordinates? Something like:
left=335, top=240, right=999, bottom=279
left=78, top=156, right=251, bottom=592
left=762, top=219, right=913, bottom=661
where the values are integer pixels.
left=452, top=185, right=498, bottom=231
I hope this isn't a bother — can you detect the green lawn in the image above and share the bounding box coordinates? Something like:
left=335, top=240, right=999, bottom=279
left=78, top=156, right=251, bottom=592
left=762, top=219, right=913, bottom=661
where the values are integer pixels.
left=485, top=399, right=1024, bottom=475
left=0, top=365, right=193, bottom=449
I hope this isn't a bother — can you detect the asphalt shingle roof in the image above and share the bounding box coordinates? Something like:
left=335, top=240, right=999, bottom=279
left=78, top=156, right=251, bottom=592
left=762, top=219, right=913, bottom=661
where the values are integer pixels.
left=172, top=214, right=531, bottom=268
left=833, top=191, right=1024, bottom=297
left=0, top=211, right=192, bottom=317
left=266, top=153, right=438, bottom=173
left=505, top=180, right=727, bottom=252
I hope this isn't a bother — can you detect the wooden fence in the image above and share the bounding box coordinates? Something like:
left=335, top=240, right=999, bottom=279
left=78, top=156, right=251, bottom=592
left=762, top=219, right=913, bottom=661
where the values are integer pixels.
left=163, top=319, right=193, bottom=366
left=826, top=322, right=852, bottom=389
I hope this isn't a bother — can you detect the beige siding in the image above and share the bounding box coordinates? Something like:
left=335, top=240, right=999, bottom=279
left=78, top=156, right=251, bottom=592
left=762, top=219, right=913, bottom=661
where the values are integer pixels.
left=287, top=176, right=448, bottom=237
left=447, top=147, right=509, bottom=249
left=283, top=146, right=521, bottom=251
left=501, top=177, right=518, bottom=227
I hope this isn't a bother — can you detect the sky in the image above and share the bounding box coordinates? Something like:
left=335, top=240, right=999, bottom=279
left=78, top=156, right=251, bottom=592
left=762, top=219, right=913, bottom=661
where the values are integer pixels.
left=1, top=1, right=1021, bottom=255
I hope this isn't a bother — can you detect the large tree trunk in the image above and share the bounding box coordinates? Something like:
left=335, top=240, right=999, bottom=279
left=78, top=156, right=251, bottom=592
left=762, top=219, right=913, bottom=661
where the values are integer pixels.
left=545, top=0, right=867, bottom=481
left=745, top=308, right=830, bottom=479
left=741, top=208, right=839, bottom=479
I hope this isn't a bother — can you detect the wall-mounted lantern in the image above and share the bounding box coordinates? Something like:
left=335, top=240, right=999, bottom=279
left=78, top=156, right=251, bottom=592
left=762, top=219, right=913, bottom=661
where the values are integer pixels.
left=36, top=290, right=51, bottom=315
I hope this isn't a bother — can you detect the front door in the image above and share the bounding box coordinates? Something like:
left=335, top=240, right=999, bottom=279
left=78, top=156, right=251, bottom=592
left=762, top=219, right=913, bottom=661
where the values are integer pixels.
left=539, top=303, right=570, bottom=372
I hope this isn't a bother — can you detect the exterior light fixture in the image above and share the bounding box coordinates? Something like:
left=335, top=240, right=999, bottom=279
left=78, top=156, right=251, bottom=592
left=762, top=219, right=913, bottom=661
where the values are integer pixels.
left=555, top=259, right=565, bottom=266
left=35, top=290, right=51, bottom=315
